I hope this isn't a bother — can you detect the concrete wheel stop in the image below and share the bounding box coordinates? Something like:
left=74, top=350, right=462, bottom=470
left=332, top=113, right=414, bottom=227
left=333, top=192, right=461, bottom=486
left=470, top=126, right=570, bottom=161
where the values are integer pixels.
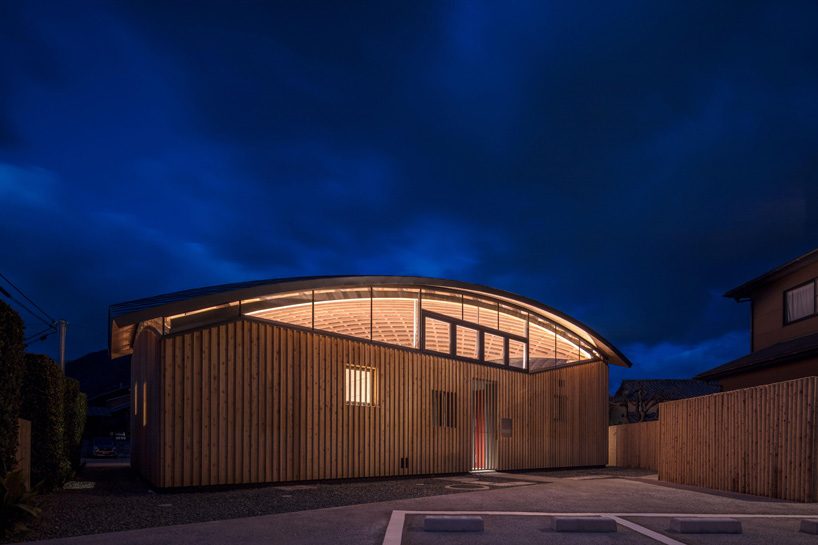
left=801, top=519, right=818, bottom=535
left=670, top=517, right=742, bottom=534
left=551, top=516, right=617, bottom=532
left=423, top=515, right=484, bottom=532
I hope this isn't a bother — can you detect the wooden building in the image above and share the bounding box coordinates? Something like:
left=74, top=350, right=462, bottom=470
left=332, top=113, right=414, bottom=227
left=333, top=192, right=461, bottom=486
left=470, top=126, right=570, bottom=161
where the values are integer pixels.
left=697, top=249, right=818, bottom=390
left=109, top=276, right=630, bottom=488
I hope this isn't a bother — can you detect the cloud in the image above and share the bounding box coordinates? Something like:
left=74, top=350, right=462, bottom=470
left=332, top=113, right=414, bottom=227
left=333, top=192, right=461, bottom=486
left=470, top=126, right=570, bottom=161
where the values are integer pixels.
left=0, top=1, right=816, bottom=379
left=0, top=163, right=57, bottom=207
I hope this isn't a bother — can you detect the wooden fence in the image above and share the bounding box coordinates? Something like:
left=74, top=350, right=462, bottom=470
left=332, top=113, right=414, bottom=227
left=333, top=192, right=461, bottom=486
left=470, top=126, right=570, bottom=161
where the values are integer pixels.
left=608, top=421, right=659, bottom=471
left=15, top=418, right=31, bottom=490
left=659, top=376, right=818, bottom=502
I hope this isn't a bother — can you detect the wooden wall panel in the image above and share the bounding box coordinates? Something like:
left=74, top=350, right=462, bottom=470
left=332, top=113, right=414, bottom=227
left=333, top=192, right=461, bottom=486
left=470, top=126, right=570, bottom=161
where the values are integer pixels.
left=608, top=421, right=659, bottom=471
left=659, top=376, right=818, bottom=502
left=139, top=319, right=608, bottom=487
left=130, top=326, right=162, bottom=486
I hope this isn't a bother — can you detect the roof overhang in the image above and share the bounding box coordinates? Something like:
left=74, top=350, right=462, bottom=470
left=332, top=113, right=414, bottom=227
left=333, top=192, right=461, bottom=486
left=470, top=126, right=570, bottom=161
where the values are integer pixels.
left=695, top=332, right=818, bottom=381
left=109, top=275, right=631, bottom=367
left=724, top=248, right=818, bottom=301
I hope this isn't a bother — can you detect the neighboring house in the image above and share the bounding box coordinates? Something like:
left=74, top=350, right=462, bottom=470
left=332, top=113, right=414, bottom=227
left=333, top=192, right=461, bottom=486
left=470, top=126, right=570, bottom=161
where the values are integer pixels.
left=697, top=248, right=818, bottom=390
left=609, top=379, right=721, bottom=424
left=109, top=275, right=631, bottom=488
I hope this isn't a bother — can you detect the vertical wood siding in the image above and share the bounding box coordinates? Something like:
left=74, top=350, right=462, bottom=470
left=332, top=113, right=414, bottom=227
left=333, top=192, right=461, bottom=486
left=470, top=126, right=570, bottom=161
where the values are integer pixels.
left=659, top=376, right=818, bottom=502
left=608, top=421, right=659, bottom=471
left=141, top=319, right=607, bottom=487
left=130, top=327, right=162, bottom=486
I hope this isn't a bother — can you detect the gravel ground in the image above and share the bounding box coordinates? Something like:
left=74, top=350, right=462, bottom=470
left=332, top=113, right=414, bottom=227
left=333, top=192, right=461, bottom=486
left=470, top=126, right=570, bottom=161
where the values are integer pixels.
left=6, top=464, right=535, bottom=543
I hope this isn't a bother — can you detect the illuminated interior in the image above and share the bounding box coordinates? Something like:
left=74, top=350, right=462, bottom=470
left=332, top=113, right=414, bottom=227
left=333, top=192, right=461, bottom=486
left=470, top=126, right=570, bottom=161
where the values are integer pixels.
left=204, top=285, right=598, bottom=371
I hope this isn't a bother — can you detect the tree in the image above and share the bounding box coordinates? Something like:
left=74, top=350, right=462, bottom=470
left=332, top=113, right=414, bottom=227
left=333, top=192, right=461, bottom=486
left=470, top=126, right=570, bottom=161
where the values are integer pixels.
left=0, top=302, right=25, bottom=471
left=632, top=385, right=661, bottom=422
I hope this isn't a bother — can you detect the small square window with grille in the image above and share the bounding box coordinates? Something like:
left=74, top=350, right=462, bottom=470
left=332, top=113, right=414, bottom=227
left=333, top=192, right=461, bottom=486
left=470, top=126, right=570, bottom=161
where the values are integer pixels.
left=432, top=390, right=457, bottom=428
left=345, top=365, right=375, bottom=405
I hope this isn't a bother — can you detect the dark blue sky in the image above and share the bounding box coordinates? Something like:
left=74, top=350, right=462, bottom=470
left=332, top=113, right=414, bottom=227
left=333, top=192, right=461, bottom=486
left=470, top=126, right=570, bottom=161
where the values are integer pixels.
left=1, top=1, right=817, bottom=389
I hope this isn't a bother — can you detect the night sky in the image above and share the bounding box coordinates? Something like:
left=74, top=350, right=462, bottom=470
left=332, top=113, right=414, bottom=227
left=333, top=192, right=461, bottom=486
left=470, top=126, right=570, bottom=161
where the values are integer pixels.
left=2, top=2, right=817, bottom=389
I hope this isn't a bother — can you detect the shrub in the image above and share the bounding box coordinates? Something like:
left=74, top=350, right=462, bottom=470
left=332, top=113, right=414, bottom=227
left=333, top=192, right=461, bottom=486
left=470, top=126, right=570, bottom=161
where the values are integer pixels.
left=62, top=377, right=87, bottom=471
left=0, top=467, right=40, bottom=537
left=0, top=301, right=25, bottom=472
left=20, top=355, right=70, bottom=489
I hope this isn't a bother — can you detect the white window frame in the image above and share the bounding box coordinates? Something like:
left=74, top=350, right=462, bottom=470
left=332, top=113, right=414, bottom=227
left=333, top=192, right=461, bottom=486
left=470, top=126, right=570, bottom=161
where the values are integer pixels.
left=784, top=280, right=817, bottom=324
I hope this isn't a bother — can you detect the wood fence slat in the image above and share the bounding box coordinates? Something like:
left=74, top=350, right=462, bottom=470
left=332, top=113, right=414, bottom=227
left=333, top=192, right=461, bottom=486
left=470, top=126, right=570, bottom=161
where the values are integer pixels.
left=657, top=376, right=818, bottom=502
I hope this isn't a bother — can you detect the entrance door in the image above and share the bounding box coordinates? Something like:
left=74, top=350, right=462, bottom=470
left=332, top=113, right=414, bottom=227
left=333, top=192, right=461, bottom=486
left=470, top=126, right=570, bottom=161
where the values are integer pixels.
left=472, top=380, right=497, bottom=470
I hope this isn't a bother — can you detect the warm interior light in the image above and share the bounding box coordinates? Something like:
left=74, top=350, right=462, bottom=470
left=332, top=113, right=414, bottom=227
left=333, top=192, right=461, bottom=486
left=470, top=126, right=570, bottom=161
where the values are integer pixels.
left=166, top=302, right=239, bottom=322
left=241, top=287, right=596, bottom=366
left=345, top=366, right=373, bottom=405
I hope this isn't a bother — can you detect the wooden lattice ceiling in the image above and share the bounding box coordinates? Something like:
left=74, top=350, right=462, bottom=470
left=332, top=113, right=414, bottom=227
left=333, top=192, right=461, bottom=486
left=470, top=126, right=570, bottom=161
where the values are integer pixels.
left=249, top=293, right=591, bottom=363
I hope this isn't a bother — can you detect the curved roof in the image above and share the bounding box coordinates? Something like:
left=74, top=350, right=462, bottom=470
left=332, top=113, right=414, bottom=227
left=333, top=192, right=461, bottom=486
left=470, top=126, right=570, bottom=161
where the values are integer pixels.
left=109, top=275, right=631, bottom=367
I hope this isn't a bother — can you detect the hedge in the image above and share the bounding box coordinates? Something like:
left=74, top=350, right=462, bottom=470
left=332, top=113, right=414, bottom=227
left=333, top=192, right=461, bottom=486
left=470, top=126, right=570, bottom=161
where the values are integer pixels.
left=20, top=354, right=70, bottom=488
left=0, top=301, right=25, bottom=472
left=63, top=377, right=87, bottom=471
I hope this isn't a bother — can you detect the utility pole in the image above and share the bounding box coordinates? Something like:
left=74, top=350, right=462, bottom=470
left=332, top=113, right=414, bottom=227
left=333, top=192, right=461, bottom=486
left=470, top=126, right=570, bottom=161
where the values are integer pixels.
left=58, top=319, right=68, bottom=372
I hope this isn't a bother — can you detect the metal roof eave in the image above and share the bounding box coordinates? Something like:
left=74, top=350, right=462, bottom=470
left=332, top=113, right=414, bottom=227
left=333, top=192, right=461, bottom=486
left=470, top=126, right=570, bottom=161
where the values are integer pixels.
left=109, top=275, right=631, bottom=368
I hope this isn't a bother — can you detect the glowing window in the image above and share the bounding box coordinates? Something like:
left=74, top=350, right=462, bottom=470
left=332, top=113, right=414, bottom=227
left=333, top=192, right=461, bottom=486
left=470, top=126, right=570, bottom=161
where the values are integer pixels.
left=483, top=332, right=505, bottom=364
left=243, top=291, right=313, bottom=326
left=424, top=317, right=451, bottom=354
left=314, top=288, right=371, bottom=340
left=456, top=326, right=479, bottom=359
left=133, top=382, right=138, bottom=416
left=372, top=288, right=419, bottom=347
left=421, top=290, right=463, bottom=320
left=499, top=305, right=527, bottom=337
left=345, top=366, right=374, bottom=405
left=509, top=339, right=527, bottom=369
left=241, top=285, right=597, bottom=369
left=477, top=301, right=499, bottom=330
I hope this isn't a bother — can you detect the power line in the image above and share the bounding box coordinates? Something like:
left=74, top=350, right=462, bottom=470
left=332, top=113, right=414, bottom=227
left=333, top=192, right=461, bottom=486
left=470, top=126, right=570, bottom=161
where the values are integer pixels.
left=0, top=272, right=66, bottom=364
left=24, top=329, right=58, bottom=348
left=0, top=271, right=55, bottom=324
left=1, top=290, right=54, bottom=328
left=24, top=325, right=57, bottom=343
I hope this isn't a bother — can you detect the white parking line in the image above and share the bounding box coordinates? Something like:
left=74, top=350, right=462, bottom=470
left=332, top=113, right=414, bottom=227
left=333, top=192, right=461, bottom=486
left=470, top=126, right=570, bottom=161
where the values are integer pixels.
left=382, top=510, right=406, bottom=545
left=382, top=510, right=817, bottom=545
left=608, top=515, right=685, bottom=545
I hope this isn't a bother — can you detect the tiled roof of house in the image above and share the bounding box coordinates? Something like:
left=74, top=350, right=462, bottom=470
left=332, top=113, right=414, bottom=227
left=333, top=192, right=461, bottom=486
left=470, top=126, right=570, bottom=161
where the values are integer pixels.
left=695, top=331, right=818, bottom=381
left=613, top=378, right=721, bottom=401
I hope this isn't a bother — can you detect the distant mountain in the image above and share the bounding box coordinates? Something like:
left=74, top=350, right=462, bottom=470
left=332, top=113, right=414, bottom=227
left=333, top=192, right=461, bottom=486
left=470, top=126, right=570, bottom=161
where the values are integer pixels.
left=65, top=349, right=130, bottom=400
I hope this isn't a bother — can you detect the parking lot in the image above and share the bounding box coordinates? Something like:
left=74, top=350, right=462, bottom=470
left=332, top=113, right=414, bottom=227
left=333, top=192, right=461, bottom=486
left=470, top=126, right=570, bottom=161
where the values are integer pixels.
left=15, top=467, right=818, bottom=545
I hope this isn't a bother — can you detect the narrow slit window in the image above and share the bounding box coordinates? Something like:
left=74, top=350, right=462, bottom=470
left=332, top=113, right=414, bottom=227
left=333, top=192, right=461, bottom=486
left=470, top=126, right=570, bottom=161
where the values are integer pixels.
left=432, top=390, right=457, bottom=428
left=142, top=381, right=147, bottom=427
